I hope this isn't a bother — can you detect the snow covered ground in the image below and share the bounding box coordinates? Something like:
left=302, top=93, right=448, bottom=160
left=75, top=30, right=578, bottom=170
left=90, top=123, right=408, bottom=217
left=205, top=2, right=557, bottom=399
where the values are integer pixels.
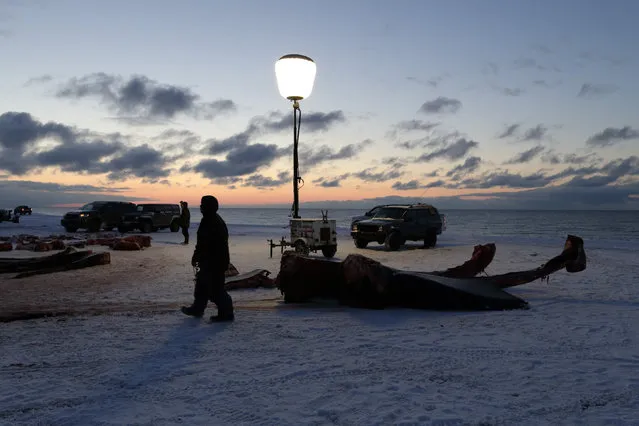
left=1, top=215, right=638, bottom=425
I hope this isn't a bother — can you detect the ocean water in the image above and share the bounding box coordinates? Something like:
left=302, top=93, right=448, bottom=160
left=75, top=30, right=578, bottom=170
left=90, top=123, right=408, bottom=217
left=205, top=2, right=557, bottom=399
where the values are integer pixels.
left=4, top=207, right=638, bottom=252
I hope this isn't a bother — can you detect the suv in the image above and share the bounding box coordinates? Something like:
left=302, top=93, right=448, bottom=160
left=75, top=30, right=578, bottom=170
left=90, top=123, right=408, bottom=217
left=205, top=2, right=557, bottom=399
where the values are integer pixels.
left=350, top=203, right=445, bottom=251
left=14, top=205, right=32, bottom=215
left=0, top=209, right=20, bottom=223
left=119, top=203, right=181, bottom=233
left=61, top=201, right=137, bottom=233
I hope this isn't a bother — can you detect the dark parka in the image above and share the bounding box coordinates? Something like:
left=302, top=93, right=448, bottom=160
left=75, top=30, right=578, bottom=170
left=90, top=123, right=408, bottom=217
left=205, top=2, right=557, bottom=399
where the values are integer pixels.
left=191, top=196, right=229, bottom=272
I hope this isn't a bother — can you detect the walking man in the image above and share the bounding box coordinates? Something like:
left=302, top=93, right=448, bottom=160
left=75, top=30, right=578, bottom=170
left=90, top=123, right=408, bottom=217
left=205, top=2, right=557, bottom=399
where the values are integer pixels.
left=181, top=195, right=234, bottom=322
left=179, top=201, right=190, bottom=245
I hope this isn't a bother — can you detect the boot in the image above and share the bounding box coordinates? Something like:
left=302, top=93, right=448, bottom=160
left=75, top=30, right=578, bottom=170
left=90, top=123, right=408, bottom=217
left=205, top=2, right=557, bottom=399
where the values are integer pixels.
left=181, top=305, right=204, bottom=318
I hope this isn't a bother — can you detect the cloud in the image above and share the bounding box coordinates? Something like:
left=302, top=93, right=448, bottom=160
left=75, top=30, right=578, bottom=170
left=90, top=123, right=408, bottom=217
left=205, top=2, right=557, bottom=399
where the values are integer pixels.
left=207, top=128, right=255, bottom=155
left=532, top=79, right=562, bottom=89
left=352, top=167, right=404, bottom=183
left=391, top=180, right=420, bottom=190
left=531, top=44, right=553, bottom=54
left=458, top=170, right=555, bottom=189
left=204, top=110, right=346, bottom=156
left=298, top=156, right=639, bottom=210
left=482, top=62, right=499, bottom=76
left=497, top=124, right=520, bottom=139
left=449, top=156, right=638, bottom=191
left=578, top=51, right=628, bottom=68
left=261, top=110, right=346, bottom=132
left=210, top=176, right=243, bottom=187
left=0, top=111, right=172, bottom=179
left=0, top=111, right=75, bottom=151
left=577, top=83, right=617, bottom=98
left=391, top=120, right=439, bottom=133
left=521, top=124, right=548, bottom=142
left=586, top=126, right=639, bottom=147
left=244, top=171, right=291, bottom=188
left=23, top=74, right=53, bottom=86
left=541, top=150, right=601, bottom=165
left=189, top=143, right=286, bottom=178
left=446, top=156, right=482, bottom=178
left=103, top=144, right=170, bottom=181
left=562, top=156, right=639, bottom=188
left=313, top=173, right=351, bottom=188
left=416, top=138, right=478, bottom=162
left=0, top=179, right=145, bottom=207
left=504, top=146, right=545, bottom=164
left=300, top=139, right=373, bottom=168
left=396, top=130, right=463, bottom=150
left=172, top=109, right=348, bottom=181
left=418, top=97, right=462, bottom=114
left=55, top=73, right=237, bottom=122
left=406, top=75, right=447, bottom=87
left=500, top=87, right=525, bottom=96
left=513, top=58, right=560, bottom=72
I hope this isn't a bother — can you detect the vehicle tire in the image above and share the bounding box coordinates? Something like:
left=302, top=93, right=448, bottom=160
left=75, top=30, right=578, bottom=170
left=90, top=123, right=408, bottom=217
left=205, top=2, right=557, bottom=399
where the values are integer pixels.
left=322, top=246, right=337, bottom=258
left=64, top=226, right=78, bottom=233
left=140, top=222, right=153, bottom=233
left=384, top=232, right=402, bottom=251
left=294, top=240, right=310, bottom=255
left=354, top=238, right=368, bottom=249
left=424, top=231, right=437, bottom=248
left=87, top=219, right=101, bottom=233
left=169, top=220, right=180, bottom=232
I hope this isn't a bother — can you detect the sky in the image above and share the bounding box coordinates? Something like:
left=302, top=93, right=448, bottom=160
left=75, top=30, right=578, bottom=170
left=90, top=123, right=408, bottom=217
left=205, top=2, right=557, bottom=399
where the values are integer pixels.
left=1, top=0, right=638, bottom=210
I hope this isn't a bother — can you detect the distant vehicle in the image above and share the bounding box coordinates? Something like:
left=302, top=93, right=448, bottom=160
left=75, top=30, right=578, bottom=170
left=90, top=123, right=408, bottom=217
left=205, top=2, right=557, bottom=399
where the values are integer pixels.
left=0, top=209, right=20, bottom=223
left=60, top=201, right=137, bottom=233
left=350, top=203, right=445, bottom=251
left=118, top=203, right=181, bottom=233
left=14, top=205, right=32, bottom=215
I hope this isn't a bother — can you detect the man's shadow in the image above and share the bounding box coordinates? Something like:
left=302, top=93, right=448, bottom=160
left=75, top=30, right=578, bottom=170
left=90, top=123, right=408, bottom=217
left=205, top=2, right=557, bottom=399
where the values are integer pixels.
left=75, top=315, right=228, bottom=421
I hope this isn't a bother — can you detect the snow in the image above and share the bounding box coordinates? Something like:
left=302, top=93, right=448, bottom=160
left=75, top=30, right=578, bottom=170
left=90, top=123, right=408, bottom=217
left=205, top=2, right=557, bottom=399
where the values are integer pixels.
left=1, top=215, right=638, bottom=425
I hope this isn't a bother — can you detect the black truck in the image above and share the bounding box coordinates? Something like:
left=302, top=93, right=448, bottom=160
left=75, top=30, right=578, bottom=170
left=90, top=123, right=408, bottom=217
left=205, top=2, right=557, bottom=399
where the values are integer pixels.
left=118, top=203, right=181, bottom=233
left=61, top=201, right=137, bottom=233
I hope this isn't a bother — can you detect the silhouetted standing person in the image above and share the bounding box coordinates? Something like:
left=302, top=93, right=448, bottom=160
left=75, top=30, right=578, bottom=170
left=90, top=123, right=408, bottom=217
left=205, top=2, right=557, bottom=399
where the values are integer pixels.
left=181, top=195, right=234, bottom=322
left=179, top=201, right=190, bottom=245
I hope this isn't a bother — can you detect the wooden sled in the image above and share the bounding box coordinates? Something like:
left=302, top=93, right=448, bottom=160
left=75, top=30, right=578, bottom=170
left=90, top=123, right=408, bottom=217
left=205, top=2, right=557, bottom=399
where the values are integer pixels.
left=0, top=247, right=92, bottom=273
left=0, top=246, right=111, bottom=278
left=224, top=269, right=275, bottom=291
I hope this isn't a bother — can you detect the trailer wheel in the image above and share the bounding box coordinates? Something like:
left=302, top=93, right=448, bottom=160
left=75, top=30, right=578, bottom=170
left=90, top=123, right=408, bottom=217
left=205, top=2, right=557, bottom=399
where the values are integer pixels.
left=322, top=246, right=337, bottom=258
left=354, top=238, right=368, bottom=249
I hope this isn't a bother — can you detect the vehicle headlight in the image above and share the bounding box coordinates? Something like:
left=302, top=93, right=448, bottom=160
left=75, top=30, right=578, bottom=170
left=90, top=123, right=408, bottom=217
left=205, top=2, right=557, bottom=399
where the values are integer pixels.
left=80, top=213, right=88, bottom=217
left=352, top=224, right=358, bottom=231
